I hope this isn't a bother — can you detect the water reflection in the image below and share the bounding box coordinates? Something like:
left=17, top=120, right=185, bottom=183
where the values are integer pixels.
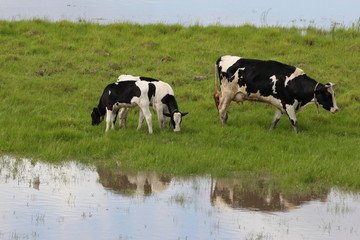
left=211, top=178, right=328, bottom=211
left=97, top=167, right=171, bottom=195
left=1, top=156, right=360, bottom=240
left=96, top=167, right=330, bottom=212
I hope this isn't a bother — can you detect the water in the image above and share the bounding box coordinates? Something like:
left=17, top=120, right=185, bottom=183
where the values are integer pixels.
left=0, top=0, right=359, bottom=29
left=1, top=156, right=360, bottom=240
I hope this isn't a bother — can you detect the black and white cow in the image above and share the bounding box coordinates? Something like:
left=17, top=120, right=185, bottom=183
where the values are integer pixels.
left=117, top=75, right=188, bottom=132
left=214, top=55, right=339, bottom=133
left=91, top=80, right=155, bottom=134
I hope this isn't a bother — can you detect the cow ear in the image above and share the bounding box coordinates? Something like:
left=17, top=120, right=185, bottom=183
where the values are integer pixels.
left=181, top=112, right=189, bottom=117
left=315, top=84, right=326, bottom=93
left=325, top=82, right=336, bottom=88
left=164, top=113, right=172, bottom=117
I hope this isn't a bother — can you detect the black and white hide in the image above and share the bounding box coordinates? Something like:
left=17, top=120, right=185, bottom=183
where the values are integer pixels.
left=214, top=55, right=339, bottom=133
left=117, top=75, right=188, bottom=132
left=91, top=81, right=155, bottom=134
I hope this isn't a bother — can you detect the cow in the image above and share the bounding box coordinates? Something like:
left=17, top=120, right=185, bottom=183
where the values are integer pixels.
left=214, top=55, right=339, bottom=133
left=116, top=75, right=188, bottom=132
left=91, top=80, right=155, bottom=134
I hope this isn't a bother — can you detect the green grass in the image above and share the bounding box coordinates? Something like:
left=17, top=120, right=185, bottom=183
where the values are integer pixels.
left=0, top=19, right=360, bottom=195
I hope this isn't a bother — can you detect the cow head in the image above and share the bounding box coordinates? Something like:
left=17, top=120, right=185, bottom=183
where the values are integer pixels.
left=315, top=83, right=339, bottom=113
left=164, top=111, right=188, bottom=132
left=91, top=107, right=105, bottom=125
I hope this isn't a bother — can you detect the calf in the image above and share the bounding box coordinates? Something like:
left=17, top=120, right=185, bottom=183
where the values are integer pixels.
left=91, top=80, right=154, bottom=134
left=214, top=55, right=339, bottom=133
left=117, top=75, right=188, bottom=132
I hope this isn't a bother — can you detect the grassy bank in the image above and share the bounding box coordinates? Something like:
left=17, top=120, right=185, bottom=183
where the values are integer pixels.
left=0, top=20, right=359, bottom=194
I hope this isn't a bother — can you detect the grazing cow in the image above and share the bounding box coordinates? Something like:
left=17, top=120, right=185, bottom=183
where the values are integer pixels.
left=91, top=80, right=154, bottom=134
left=117, top=75, right=188, bottom=132
left=214, top=55, right=339, bottom=133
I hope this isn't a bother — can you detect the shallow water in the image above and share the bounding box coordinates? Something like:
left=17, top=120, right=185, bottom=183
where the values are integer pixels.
left=0, top=0, right=359, bottom=29
left=1, top=156, right=360, bottom=240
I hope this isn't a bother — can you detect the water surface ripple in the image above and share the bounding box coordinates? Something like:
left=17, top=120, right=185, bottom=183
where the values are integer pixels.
left=1, top=156, right=360, bottom=240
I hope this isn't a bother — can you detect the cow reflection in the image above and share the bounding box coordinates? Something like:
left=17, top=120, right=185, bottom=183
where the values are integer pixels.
left=97, top=167, right=171, bottom=195
left=211, top=178, right=328, bottom=211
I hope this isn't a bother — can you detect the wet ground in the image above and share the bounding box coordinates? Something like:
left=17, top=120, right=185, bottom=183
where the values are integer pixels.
left=1, top=156, right=360, bottom=240
left=0, top=0, right=359, bottom=29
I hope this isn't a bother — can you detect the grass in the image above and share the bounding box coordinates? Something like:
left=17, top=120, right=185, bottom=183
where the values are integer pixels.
left=0, top=19, right=359, bottom=195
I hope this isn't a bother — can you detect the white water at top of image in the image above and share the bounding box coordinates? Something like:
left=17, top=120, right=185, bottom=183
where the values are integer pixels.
left=0, top=0, right=359, bottom=29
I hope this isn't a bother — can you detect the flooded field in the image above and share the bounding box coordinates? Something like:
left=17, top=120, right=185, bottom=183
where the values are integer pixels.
left=1, top=156, right=360, bottom=240
left=1, top=0, right=359, bottom=29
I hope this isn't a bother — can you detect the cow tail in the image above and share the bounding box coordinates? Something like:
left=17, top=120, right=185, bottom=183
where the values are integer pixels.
left=214, top=63, right=221, bottom=110
left=214, top=63, right=221, bottom=92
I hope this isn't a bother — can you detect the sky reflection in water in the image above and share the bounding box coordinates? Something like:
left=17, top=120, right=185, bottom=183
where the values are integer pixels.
left=0, top=0, right=359, bottom=29
left=1, top=156, right=360, bottom=240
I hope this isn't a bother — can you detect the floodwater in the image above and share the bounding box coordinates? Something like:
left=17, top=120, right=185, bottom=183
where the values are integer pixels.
left=0, top=0, right=359, bottom=29
left=1, top=156, right=360, bottom=240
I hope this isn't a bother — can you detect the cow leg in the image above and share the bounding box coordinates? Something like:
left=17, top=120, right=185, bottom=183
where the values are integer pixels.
left=139, top=106, right=153, bottom=134
left=105, top=109, right=116, bottom=132
left=113, top=110, right=119, bottom=126
left=118, top=108, right=129, bottom=128
left=162, top=114, right=168, bottom=128
left=137, top=109, right=145, bottom=130
left=270, top=109, right=283, bottom=130
left=155, top=105, right=166, bottom=129
left=218, top=96, right=231, bottom=124
left=285, top=106, right=299, bottom=133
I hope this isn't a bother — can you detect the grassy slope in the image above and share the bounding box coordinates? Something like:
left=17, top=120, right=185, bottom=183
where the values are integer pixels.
left=0, top=20, right=359, bottom=193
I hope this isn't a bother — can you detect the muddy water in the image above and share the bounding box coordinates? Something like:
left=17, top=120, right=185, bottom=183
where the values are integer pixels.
left=1, top=156, right=360, bottom=240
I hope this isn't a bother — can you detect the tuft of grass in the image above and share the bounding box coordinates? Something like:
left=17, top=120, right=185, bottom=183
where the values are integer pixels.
left=171, top=194, right=190, bottom=206
left=0, top=20, right=359, bottom=194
